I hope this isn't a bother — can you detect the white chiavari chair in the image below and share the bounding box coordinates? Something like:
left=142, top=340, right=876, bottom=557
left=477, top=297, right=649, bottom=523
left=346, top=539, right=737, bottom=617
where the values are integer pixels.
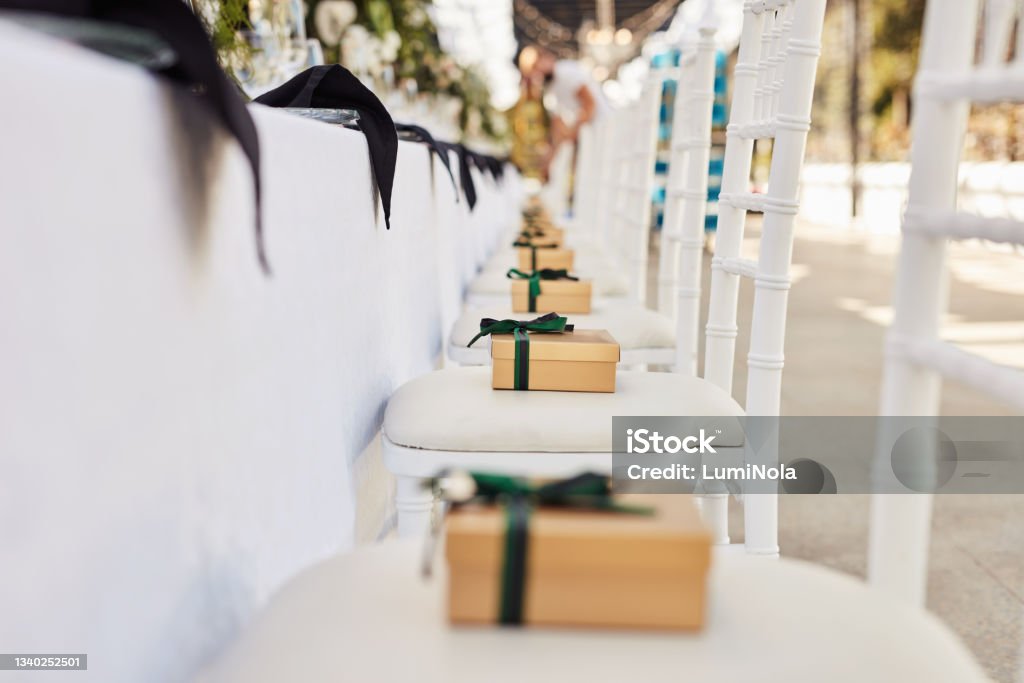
left=870, top=0, right=1024, bottom=607
left=382, top=0, right=829, bottom=549
left=658, top=16, right=720, bottom=375
left=460, top=91, right=657, bottom=309
left=447, top=26, right=717, bottom=369
left=198, top=6, right=992, bottom=680
left=613, top=73, right=663, bottom=303
left=569, top=114, right=599, bottom=241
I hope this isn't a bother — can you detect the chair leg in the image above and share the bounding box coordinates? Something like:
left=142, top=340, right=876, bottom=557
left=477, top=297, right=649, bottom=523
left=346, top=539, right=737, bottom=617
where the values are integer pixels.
left=395, top=475, right=433, bottom=539
left=744, top=493, right=779, bottom=556
left=696, top=493, right=730, bottom=545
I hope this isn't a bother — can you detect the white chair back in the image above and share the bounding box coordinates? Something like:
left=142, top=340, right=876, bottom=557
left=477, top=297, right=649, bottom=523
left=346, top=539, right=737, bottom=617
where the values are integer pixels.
left=607, top=77, right=663, bottom=304
left=591, top=112, right=621, bottom=251
left=658, top=14, right=720, bottom=375
left=871, top=0, right=1024, bottom=606
left=572, top=121, right=599, bottom=239
left=704, top=0, right=827, bottom=416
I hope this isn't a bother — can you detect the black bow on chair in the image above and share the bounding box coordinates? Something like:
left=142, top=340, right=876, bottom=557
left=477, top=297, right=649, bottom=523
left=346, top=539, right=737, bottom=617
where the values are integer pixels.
left=255, top=65, right=398, bottom=230
left=0, top=0, right=266, bottom=271
left=395, top=123, right=458, bottom=197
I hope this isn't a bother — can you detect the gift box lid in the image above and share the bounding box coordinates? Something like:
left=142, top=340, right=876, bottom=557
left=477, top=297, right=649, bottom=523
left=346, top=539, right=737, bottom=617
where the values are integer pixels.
left=490, top=329, right=619, bottom=363
left=510, top=279, right=592, bottom=296
left=446, top=495, right=711, bottom=574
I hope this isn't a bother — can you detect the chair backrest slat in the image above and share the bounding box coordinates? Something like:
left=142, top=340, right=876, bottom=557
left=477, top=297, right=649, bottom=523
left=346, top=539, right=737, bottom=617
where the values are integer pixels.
left=703, top=0, right=827, bottom=417
left=658, top=16, right=720, bottom=375
left=868, top=0, right=1024, bottom=607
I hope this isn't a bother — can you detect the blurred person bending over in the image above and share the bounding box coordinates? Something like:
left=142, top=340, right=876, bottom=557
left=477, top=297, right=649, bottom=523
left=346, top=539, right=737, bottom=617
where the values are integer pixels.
left=530, top=48, right=609, bottom=176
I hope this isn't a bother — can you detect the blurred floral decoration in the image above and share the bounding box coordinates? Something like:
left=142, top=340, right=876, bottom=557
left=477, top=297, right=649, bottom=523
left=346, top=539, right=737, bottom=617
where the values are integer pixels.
left=195, top=0, right=312, bottom=95
left=193, top=0, right=253, bottom=74
left=193, top=0, right=501, bottom=140
left=309, top=0, right=502, bottom=141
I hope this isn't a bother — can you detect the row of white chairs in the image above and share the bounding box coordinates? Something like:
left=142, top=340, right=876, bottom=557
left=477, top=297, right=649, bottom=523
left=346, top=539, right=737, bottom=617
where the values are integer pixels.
left=383, top=0, right=827, bottom=560
left=202, top=2, right=1007, bottom=681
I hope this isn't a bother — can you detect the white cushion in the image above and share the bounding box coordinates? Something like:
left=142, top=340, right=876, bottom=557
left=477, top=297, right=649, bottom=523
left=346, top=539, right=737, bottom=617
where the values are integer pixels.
left=450, top=305, right=676, bottom=351
left=384, top=367, right=744, bottom=453
left=198, top=541, right=994, bottom=683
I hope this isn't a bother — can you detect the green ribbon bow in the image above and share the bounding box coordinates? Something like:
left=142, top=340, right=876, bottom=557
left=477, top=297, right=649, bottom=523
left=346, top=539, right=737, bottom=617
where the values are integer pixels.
left=519, top=228, right=549, bottom=240
left=457, top=472, right=653, bottom=625
left=506, top=268, right=579, bottom=312
left=512, top=239, right=558, bottom=271
left=467, top=313, right=573, bottom=390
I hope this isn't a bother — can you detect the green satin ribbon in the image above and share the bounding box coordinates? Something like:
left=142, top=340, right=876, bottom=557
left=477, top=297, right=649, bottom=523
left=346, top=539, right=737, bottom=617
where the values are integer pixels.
left=461, top=472, right=653, bottom=625
left=519, top=228, right=549, bottom=240
left=512, top=239, right=557, bottom=271
left=506, top=268, right=579, bottom=312
left=467, top=313, right=573, bottom=390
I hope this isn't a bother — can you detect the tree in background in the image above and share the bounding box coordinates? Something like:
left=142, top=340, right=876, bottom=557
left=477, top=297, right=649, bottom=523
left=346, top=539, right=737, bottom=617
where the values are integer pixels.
left=810, top=0, right=1024, bottom=164
left=867, top=0, right=925, bottom=160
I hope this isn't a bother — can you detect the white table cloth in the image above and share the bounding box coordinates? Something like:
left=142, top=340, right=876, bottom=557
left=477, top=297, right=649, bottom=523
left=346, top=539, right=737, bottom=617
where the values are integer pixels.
left=0, top=21, right=516, bottom=683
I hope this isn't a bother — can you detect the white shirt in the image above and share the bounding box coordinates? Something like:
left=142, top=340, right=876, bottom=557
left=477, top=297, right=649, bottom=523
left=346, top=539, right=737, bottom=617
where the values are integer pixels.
left=548, top=60, right=610, bottom=123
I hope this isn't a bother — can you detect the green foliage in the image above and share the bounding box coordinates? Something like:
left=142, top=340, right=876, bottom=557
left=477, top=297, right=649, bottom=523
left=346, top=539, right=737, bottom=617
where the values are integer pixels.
left=363, top=0, right=396, bottom=34
left=309, top=0, right=503, bottom=142
left=869, top=0, right=926, bottom=121
left=197, top=0, right=253, bottom=66
left=808, top=0, right=927, bottom=162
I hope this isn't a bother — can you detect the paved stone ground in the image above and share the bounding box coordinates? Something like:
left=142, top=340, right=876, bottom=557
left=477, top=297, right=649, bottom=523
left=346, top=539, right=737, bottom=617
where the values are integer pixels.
left=677, top=218, right=1024, bottom=683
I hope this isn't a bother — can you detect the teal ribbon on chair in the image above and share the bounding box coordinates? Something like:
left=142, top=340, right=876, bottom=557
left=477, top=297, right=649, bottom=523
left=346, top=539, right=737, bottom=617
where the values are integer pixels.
left=455, top=472, right=653, bottom=625
left=467, top=313, right=573, bottom=390
left=512, top=239, right=557, bottom=271
left=506, top=268, right=579, bottom=312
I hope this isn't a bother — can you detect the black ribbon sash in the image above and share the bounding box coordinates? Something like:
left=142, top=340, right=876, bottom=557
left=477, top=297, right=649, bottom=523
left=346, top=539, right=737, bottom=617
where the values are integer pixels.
left=255, top=65, right=398, bottom=229
left=2, top=0, right=266, bottom=271
left=439, top=142, right=477, bottom=210
left=395, top=123, right=457, bottom=196
left=430, top=141, right=507, bottom=210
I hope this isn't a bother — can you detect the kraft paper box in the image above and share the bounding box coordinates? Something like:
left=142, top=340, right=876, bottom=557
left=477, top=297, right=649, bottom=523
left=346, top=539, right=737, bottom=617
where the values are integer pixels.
left=446, top=495, right=712, bottom=630
left=491, top=328, right=618, bottom=392
left=517, top=247, right=575, bottom=272
left=510, top=278, right=592, bottom=314
left=518, top=231, right=563, bottom=248
left=520, top=226, right=565, bottom=246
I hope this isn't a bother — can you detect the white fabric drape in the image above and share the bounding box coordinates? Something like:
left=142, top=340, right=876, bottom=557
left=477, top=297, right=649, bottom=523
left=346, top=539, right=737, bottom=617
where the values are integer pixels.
left=0, top=22, right=515, bottom=683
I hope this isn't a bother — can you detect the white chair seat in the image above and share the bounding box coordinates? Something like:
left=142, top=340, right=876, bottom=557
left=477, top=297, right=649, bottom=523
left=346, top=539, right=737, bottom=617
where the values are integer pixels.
left=472, top=243, right=631, bottom=299
left=449, top=305, right=676, bottom=364
left=197, top=540, right=992, bottom=683
left=383, top=367, right=744, bottom=453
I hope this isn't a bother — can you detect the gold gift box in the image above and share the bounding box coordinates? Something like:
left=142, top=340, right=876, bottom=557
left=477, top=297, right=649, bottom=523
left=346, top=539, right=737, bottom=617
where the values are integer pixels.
left=517, top=247, right=575, bottom=272
left=510, top=278, right=592, bottom=314
left=446, top=495, right=712, bottom=630
left=520, top=226, right=565, bottom=247
left=491, top=328, right=618, bottom=392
